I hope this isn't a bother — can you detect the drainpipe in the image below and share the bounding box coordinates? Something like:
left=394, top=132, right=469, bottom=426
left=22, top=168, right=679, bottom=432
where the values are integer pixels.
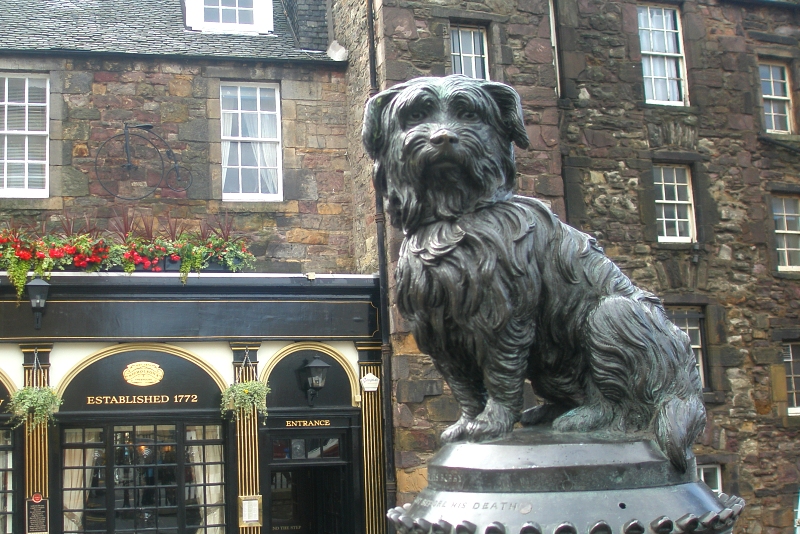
left=365, top=0, right=398, bottom=513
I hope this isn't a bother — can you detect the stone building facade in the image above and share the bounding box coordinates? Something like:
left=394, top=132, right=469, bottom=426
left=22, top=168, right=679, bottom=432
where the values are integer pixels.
left=0, top=0, right=799, bottom=531
left=331, top=0, right=800, bottom=532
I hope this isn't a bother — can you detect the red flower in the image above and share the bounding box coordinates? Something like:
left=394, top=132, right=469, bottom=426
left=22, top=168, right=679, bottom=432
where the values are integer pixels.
left=170, top=254, right=180, bottom=262
left=152, top=266, right=162, bottom=272
left=16, top=250, right=32, bottom=261
left=49, top=248, right=64, bottom=259
left=36, top=251, right=45, bottom=259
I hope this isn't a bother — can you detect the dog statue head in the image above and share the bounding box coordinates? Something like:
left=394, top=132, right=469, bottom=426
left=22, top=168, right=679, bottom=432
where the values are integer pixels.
left=363, top=75, right=530, bottom=234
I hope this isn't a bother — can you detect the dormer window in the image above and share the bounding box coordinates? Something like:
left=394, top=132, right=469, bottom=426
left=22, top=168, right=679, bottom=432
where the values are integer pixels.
left=185, top=0, right=273, bottom=34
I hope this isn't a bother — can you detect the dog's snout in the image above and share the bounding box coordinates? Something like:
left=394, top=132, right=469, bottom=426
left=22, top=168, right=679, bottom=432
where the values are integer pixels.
left=430, top=129, right=459, bottom=146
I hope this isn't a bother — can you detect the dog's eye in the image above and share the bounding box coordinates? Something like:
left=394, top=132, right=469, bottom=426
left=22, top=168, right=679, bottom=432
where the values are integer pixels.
left=407, top=110, right=427, bottom=123
left=459, top=110, right=478, bottom=120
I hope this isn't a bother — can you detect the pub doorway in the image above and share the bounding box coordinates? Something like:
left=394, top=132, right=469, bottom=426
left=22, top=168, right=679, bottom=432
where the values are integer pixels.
left=269, top=466, right=346, bottom=534
left=260, top=344, right=363, bottom=534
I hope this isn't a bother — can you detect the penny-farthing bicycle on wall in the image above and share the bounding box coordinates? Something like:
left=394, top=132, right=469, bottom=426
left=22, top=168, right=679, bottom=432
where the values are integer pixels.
left=94, top=123, right=192, bottom=200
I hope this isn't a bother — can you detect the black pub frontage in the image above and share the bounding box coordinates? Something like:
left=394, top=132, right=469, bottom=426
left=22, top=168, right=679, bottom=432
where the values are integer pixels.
left=0, top=273, right=386, bottom=534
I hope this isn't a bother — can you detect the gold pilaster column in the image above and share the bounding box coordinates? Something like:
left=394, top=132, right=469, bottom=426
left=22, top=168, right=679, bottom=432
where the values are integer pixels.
left=358, top=342, right=387, bottom=534
left=20, top=344, right=53, bottom=499
left=231, top=342, right=261, bottom=533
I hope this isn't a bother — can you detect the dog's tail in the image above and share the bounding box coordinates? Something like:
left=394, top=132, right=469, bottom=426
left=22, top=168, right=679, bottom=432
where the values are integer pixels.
left=655, top=393, right=706, bottom=473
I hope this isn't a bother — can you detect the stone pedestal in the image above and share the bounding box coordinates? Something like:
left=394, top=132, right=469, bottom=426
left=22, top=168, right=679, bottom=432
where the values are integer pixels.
left=388, top=428, right=744, bottom=534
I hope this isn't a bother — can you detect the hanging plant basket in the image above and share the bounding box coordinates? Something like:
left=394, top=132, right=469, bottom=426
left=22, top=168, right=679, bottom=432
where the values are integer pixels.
left=220, top=380, right=269, bottom=421
left=7, top=386, right=62, bottom=430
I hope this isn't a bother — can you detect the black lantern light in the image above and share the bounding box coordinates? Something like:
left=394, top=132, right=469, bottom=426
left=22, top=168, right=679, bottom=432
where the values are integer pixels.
left=302, top=355, right=330, bottom=406
left=26, top=278, right=50, bottom=330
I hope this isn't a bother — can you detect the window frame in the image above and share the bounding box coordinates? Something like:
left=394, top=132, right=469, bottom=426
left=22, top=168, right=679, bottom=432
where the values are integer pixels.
left=697, top=463, right=722, bottom=493
left=450, top=25, right=491, bottom=81
left=667, top=307, right=709, bottom=390
left=219, top=82, right=283, bottom=202
left=0, top=428, right=14, bottom=534
left=60, top=422, right=227, bottom=534
left=184, top=0, right=273, bottom=35
left=759, top=61, right=794, bottom=134
left=0, top=74, right=50, bottom=199
left=784, top=343, right=800, bottom=416
left=636, top=5, right=690, bottom=106
left=652, top=164, right=696, bottom=244
left=772, top=194, right=800, bottom=272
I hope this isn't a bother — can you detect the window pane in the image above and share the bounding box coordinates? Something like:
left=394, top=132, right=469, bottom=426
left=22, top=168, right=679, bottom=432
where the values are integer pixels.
left=6, top=106, right=24, bottom=130
left=221, top=87, right=238, bottom=110
left=223, top=168, right=239, bottom=193
left=240, top=87, right=257, bottom=111
left=239, top=9, right=253, bottom=24
left=29, top=136, right=46, bottom=160
left=28, top=107, right=46, bottom=131
left=260, top=88, right=276, bottom=112
left=7, top=79, right=24, bottom=103
left=261, top=114, right=277, bottom=138
left=7, top=136, right=23, bottom=159
left=260, top=168, right=278, bottom=194
left=28, top=79, right=46, bottom=103
left=28, top=164, right=45, bottom=189
left=240, top=142, right=257, bottom=166
left=241, top=168, right=258, bottom=193
left=221, top=8, right=236, bottom=22
left=204, top=7, right=220, bottom=22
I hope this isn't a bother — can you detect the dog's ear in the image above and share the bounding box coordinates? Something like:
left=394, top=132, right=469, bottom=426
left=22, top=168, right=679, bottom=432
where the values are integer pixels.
left=482, top=81, right=530, bottom=149
left=362, top=87, right=403, bottom=159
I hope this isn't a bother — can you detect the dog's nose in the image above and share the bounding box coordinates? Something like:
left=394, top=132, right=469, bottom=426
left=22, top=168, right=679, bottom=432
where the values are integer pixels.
left=430, top=129, right=459, bottom=146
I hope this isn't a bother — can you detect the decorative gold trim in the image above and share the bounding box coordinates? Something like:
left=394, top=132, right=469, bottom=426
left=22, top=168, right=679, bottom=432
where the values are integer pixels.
left=355, top=342, right=382, bottom=351
left=24, top=367, right=49, bottom=499
left=2, top=335, right=376, bottom=341
left=359, top=362, right=387, bottom=534
left=260, top=342, right=361, bottom=407
left=54, top=343, right=227, bottom=395
left=0, top=367, right=16, bottom=394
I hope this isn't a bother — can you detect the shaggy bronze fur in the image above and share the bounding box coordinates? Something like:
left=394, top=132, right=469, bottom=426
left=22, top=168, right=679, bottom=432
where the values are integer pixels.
left=363, top=75, right=705, bottom=472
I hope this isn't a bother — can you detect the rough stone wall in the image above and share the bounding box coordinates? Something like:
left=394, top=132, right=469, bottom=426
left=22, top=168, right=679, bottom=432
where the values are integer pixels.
left=332, top=0, right=379, bottom=275
left=0, top=55, right=354, bottom=273
left=556, top=0, right=800, bottom=532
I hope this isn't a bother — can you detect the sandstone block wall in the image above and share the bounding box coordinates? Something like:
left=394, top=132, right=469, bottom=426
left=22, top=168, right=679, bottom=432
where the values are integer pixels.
left=0, top=56, right=355, bottom=273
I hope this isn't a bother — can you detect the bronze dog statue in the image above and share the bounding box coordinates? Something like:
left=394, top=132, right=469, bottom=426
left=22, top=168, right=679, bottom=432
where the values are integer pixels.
left=363, top=75, right=705, bottom=471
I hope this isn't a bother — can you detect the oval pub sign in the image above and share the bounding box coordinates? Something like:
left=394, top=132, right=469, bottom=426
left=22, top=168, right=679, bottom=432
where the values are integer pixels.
left=123, top=362, right=165, bottom=386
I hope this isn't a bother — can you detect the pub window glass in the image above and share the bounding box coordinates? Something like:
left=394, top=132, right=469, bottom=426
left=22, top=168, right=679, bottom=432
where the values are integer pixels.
left=0, top=429, right=12, bottom=534
left=63, top=424, right=225, bottom=534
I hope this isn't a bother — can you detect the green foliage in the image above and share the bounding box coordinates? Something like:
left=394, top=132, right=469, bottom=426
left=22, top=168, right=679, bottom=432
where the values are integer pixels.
left=0, top=213, right=257, bottom=296
left=220, top=380, right=269, bottom=420
left=7, top=386, right=62, bottom=430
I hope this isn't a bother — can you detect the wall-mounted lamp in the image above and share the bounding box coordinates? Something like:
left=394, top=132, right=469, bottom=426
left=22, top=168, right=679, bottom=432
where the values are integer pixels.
left=302, top=355, right=330, bottom=406
left=26, top=278, right=49, bottom=330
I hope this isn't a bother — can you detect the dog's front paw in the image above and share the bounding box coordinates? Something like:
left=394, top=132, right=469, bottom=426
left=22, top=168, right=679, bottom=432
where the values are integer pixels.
left=464, top=400, right=517, bottom=442
left=520, top=403, right=569, bottom=426
left=440, top=415, right=473, bottom=443
left=553, top=402, right=615, bottom=432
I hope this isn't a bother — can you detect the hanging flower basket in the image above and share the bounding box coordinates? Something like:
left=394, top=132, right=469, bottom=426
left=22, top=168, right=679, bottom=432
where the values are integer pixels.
left=220, top=380, right=269, bottom=421
left=7, top=386, right=62, bottom=430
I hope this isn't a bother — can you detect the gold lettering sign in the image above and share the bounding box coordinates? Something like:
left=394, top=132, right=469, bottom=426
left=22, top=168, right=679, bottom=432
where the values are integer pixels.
left=284, top=419, right=331, bottom=427
left=122, top=362, right=164, bottom=386
left=85, top=395, right=198, bottom=406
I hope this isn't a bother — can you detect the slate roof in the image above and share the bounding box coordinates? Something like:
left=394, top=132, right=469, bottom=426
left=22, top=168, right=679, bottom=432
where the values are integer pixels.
left=0, top=0, right=336, bottom=62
